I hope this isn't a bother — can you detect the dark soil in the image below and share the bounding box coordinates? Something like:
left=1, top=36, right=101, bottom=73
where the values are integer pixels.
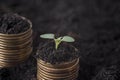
left=0, top=13, right=30, bottom=34
left=92, top=65, right=120, bottom=80
left=36, top=41, right=79, bottom=64
left=0, top=0, right=120, bottom=80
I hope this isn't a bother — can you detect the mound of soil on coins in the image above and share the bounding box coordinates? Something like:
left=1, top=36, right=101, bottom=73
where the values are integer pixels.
left=36, top=41, right=79, bottom=64
left=0, top=13, right=30, bottom=34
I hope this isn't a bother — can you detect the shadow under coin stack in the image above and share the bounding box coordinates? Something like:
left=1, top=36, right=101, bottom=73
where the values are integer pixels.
left=37, top=58, right=79, bottom=80
left=0, top=17, right=33, bottom=68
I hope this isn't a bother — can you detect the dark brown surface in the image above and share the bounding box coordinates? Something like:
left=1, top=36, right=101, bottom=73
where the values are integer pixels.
left=0, top=0, right=120, bottom=80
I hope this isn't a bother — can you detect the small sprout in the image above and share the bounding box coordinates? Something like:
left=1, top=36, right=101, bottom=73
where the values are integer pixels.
left=40, top=33, right=75, bottom=50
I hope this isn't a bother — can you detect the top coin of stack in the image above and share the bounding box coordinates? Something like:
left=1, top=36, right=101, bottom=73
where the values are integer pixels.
left=0, top=13, right=33, bottom=68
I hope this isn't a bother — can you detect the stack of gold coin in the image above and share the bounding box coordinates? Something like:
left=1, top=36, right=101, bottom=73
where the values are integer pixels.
left=0, top=17, right=33, bottom=68
left=37, top=58, right=79, bottom=80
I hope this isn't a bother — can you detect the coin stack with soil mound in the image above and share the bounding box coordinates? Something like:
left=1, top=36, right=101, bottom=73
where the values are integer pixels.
left=0, top=13, right=33, bottom=68
left=36, top=42, right=79, bottom=80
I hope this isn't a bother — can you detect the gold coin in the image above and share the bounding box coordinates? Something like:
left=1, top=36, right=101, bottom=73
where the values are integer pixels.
left=37, top=58, right=78, bottom=69
left=0, top=30, right=32, bottom=43
left=37, top=66, right=79, bottom=78
left=37, top=59, right=79, bottom=73
left=38, top=69, right=78, bottom=80
left=0, top=47, right=32, bottom=62
left=37, top=58, right=79, bottom=80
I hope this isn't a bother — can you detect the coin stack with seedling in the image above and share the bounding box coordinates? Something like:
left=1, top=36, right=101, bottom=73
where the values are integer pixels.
left=37, top=34, right=79, bottom=80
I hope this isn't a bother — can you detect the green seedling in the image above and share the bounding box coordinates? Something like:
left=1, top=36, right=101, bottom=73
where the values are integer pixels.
left=40, top=33, right=75, bottom=50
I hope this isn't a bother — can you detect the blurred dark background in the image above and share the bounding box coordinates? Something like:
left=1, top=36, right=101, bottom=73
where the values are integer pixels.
left=0, top=0, right=120, bottom=80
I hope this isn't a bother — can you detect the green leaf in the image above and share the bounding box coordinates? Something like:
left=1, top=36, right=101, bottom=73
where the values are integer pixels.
left=40, top=33, right=55, bottom=39
left=62, top=36, right=75, bottom=42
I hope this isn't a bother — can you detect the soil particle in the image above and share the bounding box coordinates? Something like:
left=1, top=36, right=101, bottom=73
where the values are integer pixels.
left=36, top=41, right=79, bottom=64
left=0, top=13, right=30, bottom=34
